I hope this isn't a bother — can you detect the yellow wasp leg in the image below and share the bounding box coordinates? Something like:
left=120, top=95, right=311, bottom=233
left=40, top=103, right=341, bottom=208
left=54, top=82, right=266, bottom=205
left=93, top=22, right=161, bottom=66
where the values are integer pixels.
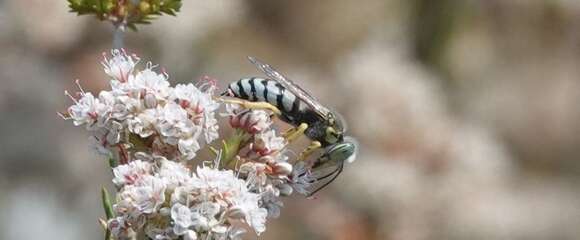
left=298, top=140, right=322, bottom=161
left=219, top=98, right=281, bottom=115
left=282, top=123, right=308, bottom=143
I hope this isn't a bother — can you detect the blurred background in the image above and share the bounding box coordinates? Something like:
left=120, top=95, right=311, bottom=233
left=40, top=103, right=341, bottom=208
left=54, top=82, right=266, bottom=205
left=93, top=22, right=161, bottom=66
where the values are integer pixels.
left=1, top=0, right=580, bottom=239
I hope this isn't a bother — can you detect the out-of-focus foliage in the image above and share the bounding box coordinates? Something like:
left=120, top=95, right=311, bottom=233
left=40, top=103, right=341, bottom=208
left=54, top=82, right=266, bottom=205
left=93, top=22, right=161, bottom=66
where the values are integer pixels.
left=67, top=0, right=182, bottom=30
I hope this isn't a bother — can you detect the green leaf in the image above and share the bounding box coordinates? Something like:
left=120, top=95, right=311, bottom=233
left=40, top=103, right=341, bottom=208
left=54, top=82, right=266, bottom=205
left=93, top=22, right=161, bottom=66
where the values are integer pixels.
left=67, top=0, right=182, bottom=31
left=108, top=157, right=118, bottom=168
left=221, top=129, right=247, bottom=167
left=101, top=187, right=114, bottom=220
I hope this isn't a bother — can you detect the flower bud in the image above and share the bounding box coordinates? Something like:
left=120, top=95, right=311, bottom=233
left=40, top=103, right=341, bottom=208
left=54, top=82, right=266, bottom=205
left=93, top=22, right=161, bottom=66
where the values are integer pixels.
left=278, top=183, right=293, bottom=196
left=273, top=162, right=293, bottom=176
left=144, top=93, right=158, bottom=108
left=159, top=207, right=170, bottom=216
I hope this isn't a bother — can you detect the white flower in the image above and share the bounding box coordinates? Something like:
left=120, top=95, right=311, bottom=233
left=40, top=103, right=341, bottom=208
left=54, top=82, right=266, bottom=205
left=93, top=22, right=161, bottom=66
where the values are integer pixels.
left=190, top=201, right=225, bottom=234
left=253, top=130, right=286, bottom=156
left=191, top=166, right=268, bottom=234
left=87, top=123, right=123, bottom=156
left=157, top=159, right=191, bottom=190
left=118, top=175, right=166, bottom=215
left=260, top=185, right=283, bottom=218
left=194, top=166, right=238, bottom=190
left=127, top=108, right=158, bottom=137
left=130, top=68, right=172, bottom=101
left=157, top=102, right=195, bottom=142
left=173, top=83, right=204, bottom=107
left=102, top=49, right=138, bottom=82
left=171, top=203, right=193, bottom=235
left=234, top=192, right=268, bottom=235
left=68, top=92, right=103, bottom=128
left=202, top=112, right=219, bottom=145
left=173, top=83, right=220, bottom=144
left=169, top=180, right=189, bottom=204
left=112, top=160, right=153, bottom=188
left=183, top=230, right=197, bottom=240
left=178, top=136, right=201, bottom=160
left=109, top=95, right=143, bottom=120
left=239, top=162, right=268, bottom=191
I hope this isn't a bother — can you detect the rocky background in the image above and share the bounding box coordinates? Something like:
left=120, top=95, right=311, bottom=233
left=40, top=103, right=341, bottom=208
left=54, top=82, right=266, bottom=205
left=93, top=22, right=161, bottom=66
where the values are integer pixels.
left=1, top=1, right=580, bottom=239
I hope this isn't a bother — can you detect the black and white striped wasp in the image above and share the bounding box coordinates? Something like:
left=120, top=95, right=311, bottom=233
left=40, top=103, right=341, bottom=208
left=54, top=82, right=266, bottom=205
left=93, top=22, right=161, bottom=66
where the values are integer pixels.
left=222, top=57, right=357, bottom=196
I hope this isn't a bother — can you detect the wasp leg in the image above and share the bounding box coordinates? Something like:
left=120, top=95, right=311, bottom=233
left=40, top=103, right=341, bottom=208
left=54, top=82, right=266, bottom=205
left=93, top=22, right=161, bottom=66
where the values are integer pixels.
left=307, top=163, right=343, bottom=197
left=282, top=123, right=308, bottom=143
left=298, top=140, right=322, bottom=161
left=219, top=98, right=281, bottom=115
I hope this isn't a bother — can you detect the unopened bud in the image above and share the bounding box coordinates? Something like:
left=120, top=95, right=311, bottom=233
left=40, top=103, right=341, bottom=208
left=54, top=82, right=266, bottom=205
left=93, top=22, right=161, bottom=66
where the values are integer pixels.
left=144, top=93, right=158, bottom=108
left=159, top=207, right=170, bottom=216
left=273, top=162, right=293, bottom=176
left=278, top=183, right=293, bottom=196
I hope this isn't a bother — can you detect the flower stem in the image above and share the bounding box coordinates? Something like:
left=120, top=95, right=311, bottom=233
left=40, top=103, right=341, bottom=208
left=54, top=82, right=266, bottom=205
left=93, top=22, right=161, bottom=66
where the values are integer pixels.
left=113, top=25, right=125, bottom=49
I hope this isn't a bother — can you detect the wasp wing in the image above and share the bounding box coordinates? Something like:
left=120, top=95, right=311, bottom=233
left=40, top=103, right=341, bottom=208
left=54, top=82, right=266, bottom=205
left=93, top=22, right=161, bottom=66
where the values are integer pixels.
left=248, top=56, right=330, bottom=117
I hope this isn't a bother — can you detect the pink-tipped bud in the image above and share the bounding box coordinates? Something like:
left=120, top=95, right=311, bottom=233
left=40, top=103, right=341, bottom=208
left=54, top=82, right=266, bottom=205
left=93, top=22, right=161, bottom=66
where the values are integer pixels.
left=273, top=162, right=293, bottom=176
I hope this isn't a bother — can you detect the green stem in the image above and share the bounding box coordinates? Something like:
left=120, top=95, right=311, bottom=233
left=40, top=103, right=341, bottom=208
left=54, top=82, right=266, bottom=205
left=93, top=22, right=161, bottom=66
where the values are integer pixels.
left=105, top=228, right=111, bottom=240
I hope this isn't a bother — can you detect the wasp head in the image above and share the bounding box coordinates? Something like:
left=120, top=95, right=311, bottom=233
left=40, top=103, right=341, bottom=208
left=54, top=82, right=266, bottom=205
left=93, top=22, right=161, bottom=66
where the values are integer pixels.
left=313, top=137, right=358, bottom=170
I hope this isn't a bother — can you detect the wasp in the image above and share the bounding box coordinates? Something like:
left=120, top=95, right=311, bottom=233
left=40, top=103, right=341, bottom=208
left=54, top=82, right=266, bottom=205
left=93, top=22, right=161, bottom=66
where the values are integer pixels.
left=222, top=57, right=357, bottom=196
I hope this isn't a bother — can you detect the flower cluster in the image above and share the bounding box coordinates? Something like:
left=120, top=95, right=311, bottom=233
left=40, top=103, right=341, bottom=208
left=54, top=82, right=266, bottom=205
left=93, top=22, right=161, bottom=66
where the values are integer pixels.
left=107, top=156, right=266, bottom=240
left=67, top=0, right=183, bottom=31
left=65, top=49, right=219, bottom=161
left=62, top=50, right=317, bottom=240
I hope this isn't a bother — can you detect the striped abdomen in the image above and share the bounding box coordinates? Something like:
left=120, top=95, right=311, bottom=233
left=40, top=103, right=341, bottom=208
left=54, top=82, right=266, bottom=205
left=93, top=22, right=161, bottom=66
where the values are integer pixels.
left=225, top=77, right=320, bottom=128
